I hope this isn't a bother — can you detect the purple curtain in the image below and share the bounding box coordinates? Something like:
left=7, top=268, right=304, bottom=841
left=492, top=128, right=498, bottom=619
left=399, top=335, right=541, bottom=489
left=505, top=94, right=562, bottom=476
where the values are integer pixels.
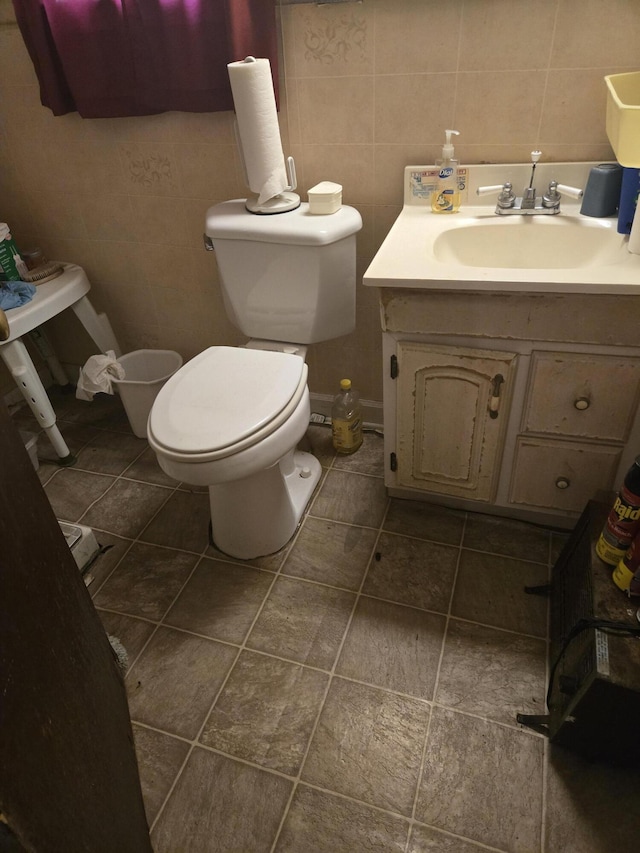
left=11, top=0, right=278, bottom=118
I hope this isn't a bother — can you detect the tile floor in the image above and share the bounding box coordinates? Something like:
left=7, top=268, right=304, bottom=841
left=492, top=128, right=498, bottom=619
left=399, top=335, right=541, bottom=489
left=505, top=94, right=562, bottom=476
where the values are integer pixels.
left=15, top=389, right=640, bottom=853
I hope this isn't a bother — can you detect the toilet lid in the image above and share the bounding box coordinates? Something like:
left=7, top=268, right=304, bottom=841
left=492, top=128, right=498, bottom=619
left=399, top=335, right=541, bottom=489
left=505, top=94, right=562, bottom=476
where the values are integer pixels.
left=149, top=346, right=306, bottom=456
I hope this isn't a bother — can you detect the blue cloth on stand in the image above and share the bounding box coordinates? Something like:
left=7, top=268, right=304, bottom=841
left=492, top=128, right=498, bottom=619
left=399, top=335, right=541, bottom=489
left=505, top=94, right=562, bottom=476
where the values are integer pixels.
left=0, top=281, right=36, bottom=310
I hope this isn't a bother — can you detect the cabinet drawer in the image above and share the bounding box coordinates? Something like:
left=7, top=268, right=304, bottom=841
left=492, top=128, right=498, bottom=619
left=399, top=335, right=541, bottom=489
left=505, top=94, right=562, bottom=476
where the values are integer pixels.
left=509, top=438, right=621, bottom=513
left=522, top=352, right=640, bottom=442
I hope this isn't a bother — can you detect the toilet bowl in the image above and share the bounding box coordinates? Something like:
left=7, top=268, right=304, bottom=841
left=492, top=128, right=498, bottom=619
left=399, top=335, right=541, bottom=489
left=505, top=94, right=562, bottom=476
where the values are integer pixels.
left=148, top=345, right=322, bottom=559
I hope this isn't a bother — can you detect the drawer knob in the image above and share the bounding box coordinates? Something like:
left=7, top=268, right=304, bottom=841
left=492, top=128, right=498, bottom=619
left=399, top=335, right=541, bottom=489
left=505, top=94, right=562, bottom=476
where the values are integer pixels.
left=555, top=477, right=570, bottom=490
left=574, top=397, right=590, bottom=410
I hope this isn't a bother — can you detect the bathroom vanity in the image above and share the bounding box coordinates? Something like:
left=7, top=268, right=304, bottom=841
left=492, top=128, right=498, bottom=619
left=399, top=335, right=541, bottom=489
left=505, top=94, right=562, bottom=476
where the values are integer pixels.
left=364, top=163, right=640, bottom=529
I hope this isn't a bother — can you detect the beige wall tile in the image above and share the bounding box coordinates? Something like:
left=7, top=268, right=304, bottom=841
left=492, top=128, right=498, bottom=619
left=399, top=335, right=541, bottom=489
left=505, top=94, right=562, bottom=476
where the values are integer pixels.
left=298, top=77, right=374, bottom=144
left=72, top=140, right=130, bottom=196
left=119, top=143, right=182, bottom=196
left=0, top=28, right=37, bottom=85
left=183, top=198, right=218, bottom=250
left=299, top=144, right=375, bottom=204
left=281, top=76, right=301, bottom=146
left=8, top=139, right=80, bottom=195
left=78, top=194, right=136, bottom=241
left=551, top=0, right=640, bottom=69
left=174, top=143, right=243, bottom=199
left=290, top=1, right=372, bottom=78
left=374, top=145, right=441, bottom=206
left=127, top=196, right=191, bottom=247
left=279, top=3, right=298, bottom=79
left=375, top=0, right=462, bottom=75
left=375, top=74, right=457, bottom=145
left=373, top=205, right=403, bottom=255
left=454, top=143, right=548, bottom=164
left=540, top=142, right=616, bottom=162
left=135, top=242, right=200, bottom=293
left=454, top=70, right=547, bottom=144
left=354, top=203, right=375, bottom=261
left=28, top=192, right=87, bottom=240
left=459, top=0, right=557, bottom=72
left=540, top=69, right=612, bottom=146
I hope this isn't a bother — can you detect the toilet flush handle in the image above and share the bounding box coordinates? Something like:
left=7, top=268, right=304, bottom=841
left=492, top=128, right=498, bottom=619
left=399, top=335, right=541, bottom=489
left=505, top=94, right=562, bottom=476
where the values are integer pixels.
left=203, top=234, right=214, bottom=251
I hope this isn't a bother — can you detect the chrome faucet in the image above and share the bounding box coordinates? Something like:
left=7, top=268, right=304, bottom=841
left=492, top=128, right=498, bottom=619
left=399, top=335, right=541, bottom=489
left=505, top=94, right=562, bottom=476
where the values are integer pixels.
left=477, top=151, right=583, bottom=215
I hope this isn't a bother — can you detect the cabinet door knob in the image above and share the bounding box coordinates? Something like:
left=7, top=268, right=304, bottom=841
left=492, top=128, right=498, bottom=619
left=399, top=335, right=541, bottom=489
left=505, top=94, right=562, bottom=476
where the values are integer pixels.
left=574, top=397, right=590, bottom=410
left=555, top=477, right=570, bottom=490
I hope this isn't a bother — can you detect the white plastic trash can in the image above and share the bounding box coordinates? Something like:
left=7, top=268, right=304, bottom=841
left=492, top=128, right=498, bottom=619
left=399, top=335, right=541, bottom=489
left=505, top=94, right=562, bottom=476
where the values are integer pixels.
left=112, top=349, right=183, bottom=438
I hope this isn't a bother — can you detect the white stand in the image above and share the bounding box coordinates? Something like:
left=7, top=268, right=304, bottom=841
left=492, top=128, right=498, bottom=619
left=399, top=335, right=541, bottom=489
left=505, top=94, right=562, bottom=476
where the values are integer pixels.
left=245, top=191, right=301, bottom=215
left=0, top=264, right=121, bottom=464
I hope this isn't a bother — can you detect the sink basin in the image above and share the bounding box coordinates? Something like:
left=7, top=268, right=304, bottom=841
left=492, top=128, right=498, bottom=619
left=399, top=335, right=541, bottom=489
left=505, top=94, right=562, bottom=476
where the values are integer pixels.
left=364, top=158, right=640, bottom=295
left=432, top=216, right=626, bottom=270
left=363, top=162, right=640, bottom=295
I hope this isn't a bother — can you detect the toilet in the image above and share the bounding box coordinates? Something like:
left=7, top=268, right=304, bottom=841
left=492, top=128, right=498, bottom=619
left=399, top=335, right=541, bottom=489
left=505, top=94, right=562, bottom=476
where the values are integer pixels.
left=147, top=200, right=362, bottom=559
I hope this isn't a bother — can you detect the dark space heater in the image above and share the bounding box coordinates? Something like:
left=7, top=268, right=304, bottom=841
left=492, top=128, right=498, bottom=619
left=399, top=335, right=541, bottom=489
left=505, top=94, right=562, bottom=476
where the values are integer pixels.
left=518, top=501, right=640, bottom=765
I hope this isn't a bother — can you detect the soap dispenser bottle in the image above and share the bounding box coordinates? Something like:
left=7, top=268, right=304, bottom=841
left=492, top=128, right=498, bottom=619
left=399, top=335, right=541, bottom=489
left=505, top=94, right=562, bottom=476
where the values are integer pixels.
left=431, top=129, right=460, bottom=214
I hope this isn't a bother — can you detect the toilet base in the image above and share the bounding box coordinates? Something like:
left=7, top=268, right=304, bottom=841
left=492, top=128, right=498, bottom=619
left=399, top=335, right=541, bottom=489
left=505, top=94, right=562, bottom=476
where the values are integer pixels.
left=208, top=448, right=322, bottom=560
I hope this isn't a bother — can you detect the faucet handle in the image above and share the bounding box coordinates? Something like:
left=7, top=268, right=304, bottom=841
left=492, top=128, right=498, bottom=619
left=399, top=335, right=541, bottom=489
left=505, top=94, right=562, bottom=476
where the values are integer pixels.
left=543, top=180, right=583, bottom=209
left=477, top=182, right=516, bottom=209
left=476, top=184, right=506, bottom=196
left=555, top=183, right=583, bottom=199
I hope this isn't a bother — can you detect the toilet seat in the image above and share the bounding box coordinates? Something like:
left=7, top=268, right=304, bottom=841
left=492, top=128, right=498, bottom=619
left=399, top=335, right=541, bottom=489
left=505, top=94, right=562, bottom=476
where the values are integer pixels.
left=148, top=346, right=307, bottom=463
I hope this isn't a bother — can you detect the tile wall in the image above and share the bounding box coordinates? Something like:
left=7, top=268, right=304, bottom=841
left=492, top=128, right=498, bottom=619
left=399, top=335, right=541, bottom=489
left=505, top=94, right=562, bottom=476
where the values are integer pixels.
left=0, top=0, right=638, bottom=400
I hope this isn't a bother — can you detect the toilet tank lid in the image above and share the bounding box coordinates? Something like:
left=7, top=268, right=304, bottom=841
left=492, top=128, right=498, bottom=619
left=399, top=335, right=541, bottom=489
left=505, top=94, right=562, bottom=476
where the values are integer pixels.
left=206, top=200, right=362, bottom=245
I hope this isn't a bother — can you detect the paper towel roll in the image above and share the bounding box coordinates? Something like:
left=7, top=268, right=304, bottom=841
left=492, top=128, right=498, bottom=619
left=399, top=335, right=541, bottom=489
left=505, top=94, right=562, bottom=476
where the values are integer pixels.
left=227, top=57, right=288, bottom=205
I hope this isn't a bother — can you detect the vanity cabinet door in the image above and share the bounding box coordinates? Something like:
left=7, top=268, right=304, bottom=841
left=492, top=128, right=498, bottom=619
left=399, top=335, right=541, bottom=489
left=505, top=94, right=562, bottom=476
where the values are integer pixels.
left=522, top=352, right=640, bottom=442
left=509, top=437, right=621, bottom=512
left=396, top=343, right=517, bottom=501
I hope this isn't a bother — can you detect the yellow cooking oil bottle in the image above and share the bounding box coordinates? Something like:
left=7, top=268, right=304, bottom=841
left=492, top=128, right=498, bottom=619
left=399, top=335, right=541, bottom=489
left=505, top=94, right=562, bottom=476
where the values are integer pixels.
left=331, top=378, right=363, bottom=455
left=431, top=129, right=461, bottom=214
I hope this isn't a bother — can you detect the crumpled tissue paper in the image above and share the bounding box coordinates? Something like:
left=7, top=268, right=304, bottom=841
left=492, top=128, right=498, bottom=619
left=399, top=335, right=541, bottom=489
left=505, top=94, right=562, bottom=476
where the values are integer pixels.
left=76, top=350, right=125, bottom=401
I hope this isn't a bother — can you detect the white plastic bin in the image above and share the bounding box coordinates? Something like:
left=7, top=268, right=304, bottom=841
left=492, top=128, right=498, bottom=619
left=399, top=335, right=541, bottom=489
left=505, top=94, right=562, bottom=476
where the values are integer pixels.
left=112, top=349, right=183, bottom=438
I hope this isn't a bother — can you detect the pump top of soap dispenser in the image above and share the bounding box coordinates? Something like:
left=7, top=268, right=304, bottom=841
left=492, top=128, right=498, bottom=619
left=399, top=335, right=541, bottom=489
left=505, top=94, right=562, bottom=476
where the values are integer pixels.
left=440, top=129, right=460, bottom=163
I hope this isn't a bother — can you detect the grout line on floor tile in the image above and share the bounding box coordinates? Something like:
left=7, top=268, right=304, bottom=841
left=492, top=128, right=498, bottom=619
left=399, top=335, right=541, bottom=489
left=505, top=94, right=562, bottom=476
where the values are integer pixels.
left=147, top=539, right=288, bottom=835
left=134, top=536, right=214, bottom=560
left=95, top=606, right=159, bottom=628
left=459, top=544, right=552, bottom=567
left=539, top=537, right=553, bottom=853
left=302, top=462, right=333, bottom=518
left=444, top=613, right=549, bottom=643
left=428, top=700, right=549, bottom=739
left=85, top=536, right=136, bottom=599
left=377, top=526, right=465, bottom=549
left=540, top=737, right=550, bottom=853
left=268, top=496, right=390, bottom=852
left=407, top=822, right=509, bottom=853
left=131, top=719, right=193, bottom=745
left=305, top=509, right=383, bottom=531
left=408, top=511, right=467, bottom=835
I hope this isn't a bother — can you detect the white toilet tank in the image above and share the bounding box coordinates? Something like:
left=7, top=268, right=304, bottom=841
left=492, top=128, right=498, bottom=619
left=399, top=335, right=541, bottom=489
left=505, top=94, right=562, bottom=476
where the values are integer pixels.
left=205, top=201, right=362, bottom=344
